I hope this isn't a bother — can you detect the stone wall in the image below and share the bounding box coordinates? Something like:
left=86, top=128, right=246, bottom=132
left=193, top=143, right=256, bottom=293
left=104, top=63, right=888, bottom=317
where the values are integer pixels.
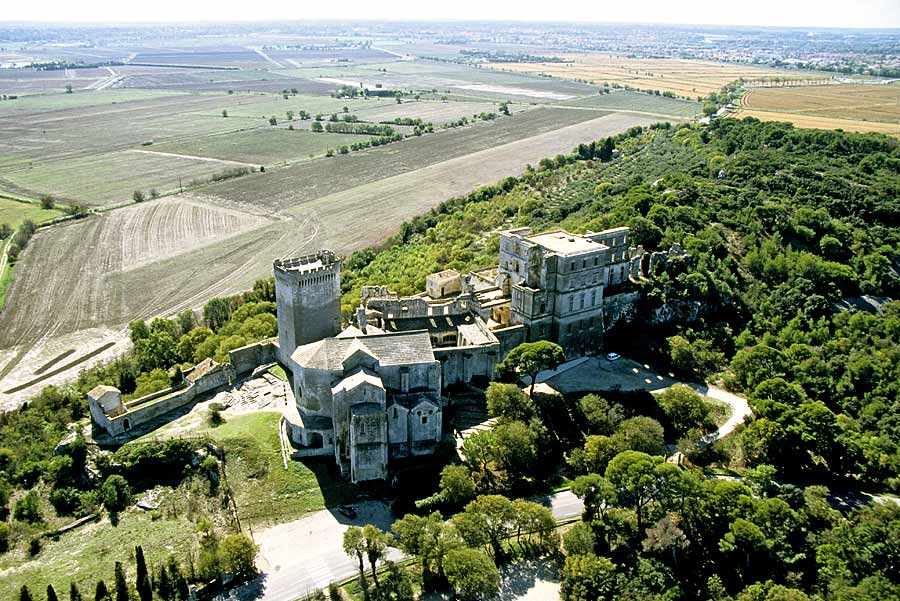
left=602, top=291, right=641, bottom=331
left=228, top=340, right=277, bottom=376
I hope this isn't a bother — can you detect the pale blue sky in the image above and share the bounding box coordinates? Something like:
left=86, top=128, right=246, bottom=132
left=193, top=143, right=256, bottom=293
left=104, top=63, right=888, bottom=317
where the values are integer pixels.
left=3, top=0, right=899, bottom=28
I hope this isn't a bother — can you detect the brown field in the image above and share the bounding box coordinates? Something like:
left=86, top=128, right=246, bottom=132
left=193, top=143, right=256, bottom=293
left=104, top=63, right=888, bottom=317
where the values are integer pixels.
left=738, top=83, right=900, bottom=132
left=731, top=108, right=900, bottom=136
left=0, top=108, right=665, bottom=389
left=487, top=54, right=824, bottom=97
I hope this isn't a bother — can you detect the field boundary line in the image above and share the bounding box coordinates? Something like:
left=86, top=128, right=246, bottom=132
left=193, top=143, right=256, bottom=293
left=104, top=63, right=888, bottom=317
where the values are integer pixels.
left=125, top=148, right=259, bottom=168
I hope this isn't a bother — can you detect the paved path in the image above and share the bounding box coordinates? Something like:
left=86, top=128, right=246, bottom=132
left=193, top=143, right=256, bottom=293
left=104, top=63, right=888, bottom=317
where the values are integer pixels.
left=219, top=501, right=403, bottom=601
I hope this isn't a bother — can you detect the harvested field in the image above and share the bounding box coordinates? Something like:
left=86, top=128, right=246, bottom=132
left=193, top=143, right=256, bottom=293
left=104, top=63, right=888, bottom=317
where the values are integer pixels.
left=487, top=54, right=824, bottom=97
left=730, top=108, right=900, bottom=136
left=131, top=47, right=271, bottom=69
left=0, top=148, right=251, bottom=206
left=152, top=129, right=376, bottom=165
left=739, top=83, right=900, bottom=124
left=201, top=106, right=611, bottom=212
left=564, top=89, right=700, bottom=118
left=189, top=93, right=397, bottom=120
left=0, top=195, right=272, bottom=351
left=0, top=197, right=64, bottom=228
left=0, top=67, right=113, bottom=96
left=0, top=109, right=662, bottom=368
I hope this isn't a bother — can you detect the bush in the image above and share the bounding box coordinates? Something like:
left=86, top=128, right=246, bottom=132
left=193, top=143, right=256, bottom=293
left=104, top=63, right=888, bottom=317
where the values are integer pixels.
left=101, top=475, right=132, bottom=513
left=49, top=487, right=82, bottom=516
left=13, top=490, right=42, bottom=523
left=0, top=522, right=10, bottom=553
left=207, top=409, right=225, bottom=427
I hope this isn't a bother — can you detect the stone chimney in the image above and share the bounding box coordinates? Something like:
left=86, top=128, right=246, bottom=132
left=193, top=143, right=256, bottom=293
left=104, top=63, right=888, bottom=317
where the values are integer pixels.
left=356, top=306, right=368, bottom=334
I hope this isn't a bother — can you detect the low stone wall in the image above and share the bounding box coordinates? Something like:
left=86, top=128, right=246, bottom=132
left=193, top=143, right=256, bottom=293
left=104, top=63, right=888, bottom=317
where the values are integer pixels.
left=229, top=339, right=277, bottom=376
left=108, top=385, right=197, bottom=437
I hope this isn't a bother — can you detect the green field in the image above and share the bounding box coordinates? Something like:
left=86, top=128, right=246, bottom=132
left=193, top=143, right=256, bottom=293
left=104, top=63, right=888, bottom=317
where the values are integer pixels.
left=0, top=507, right=200, bottom=600
left=188, top=93, right=397, bottom=120
left=565, top=90, right=701, bottom=118
left=0, top=197, right=65, bottom=228
left=154, top=128, right=375, bottom=165
left=0, top=89, right=185, bottom=117
left=0, top=149, right=249, bottom=207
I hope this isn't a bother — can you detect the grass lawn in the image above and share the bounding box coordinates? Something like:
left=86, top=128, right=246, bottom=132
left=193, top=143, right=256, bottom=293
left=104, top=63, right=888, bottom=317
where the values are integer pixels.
left=0, top=197, right=65, bottom=229
left=268, top=364, right=289, bottom=381
left=0, top=504, right=200, bottom=599
left=200, top=412, right=358, bottom=528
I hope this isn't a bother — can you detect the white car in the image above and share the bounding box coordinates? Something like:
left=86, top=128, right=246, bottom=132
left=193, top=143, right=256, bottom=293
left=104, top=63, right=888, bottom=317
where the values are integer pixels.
left=606, top=352, right=621, bottom=361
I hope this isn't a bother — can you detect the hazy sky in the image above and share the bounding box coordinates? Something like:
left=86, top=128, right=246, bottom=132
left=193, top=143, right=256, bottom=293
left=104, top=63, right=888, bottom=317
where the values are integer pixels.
left=3, top=0, right=900, bottom=28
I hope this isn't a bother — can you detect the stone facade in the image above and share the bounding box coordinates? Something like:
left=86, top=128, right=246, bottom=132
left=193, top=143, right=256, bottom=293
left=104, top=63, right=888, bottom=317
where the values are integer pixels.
left=497, top=226, right=638, bottom=357
left=286, top=331, right=443, bottom=482
left=274, top=251, right=341, bottom=365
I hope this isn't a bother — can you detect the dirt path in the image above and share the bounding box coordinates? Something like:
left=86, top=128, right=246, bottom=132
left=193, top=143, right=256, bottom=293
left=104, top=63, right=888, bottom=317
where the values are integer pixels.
left=126, top=148, right=258, bottom=168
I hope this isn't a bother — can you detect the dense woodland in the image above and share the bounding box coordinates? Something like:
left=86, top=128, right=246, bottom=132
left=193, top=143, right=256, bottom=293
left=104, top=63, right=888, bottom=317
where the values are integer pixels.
left=2, top=117, right=900, bottom=599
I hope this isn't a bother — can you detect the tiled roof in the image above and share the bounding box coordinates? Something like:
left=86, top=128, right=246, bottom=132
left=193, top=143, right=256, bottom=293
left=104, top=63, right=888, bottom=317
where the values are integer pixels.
left=292, top=331, right=436, bottom=370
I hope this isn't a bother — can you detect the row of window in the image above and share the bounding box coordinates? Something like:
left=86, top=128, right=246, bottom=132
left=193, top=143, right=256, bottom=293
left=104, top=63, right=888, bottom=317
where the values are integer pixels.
left=567, top=289, right=599, bottom=312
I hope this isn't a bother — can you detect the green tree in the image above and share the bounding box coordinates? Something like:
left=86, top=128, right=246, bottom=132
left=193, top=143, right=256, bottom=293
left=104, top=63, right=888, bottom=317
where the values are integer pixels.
left=19, top=585, right=33, bottom=601
left=13, top=490, right=42, bottom=523
left=563, top=521, right=596, bottom=556
left=485, top=382, right=534, bottom=422
left=94, top=581, right=109, bottom=601
left=439, top=464, right=475, bottom=506
left=580, top=394, right=624, bottom=435
left=220, top=534, right=259, bottom=580
left=114, top=562, right=129, bottom=601
left=442, top=548, right=499, bottom=601
left=560, top=553, right=618, bottom=601
left=454, top=495, right=515, bottom=561
left=498, top=341, right=565, bottom=396
left=373, top=561, right=414, bottom=601
left=101, top=475, right=132, bottom=513
left=616, top=416, right=665, bottom=456
left=658, top=384, right=712, bottom=438
left=135, top=545, right=151, bottom=601
left=391, top=512, right=462, bottom=586
left=363, top=524, right=389, bottom=590
left=719, top=518, right=769, bottom=575
left=344, top=526, right=369, bottom=600
left=605, top=451, right=664, bottom=531
left=492, top=420, right=538, bottom=487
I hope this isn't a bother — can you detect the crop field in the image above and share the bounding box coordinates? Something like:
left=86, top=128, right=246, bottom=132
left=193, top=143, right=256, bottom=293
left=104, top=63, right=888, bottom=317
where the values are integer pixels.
left=0, top=198, right=64, bottom=229
left=737, top=83, right=900, bottom=131
left=153, top=129, right=376, bottom=165
left=487, top=54, right=824, bottom=97
left=0, top=88, right=183, bottom=117
left=351, top=99, right=524, bottom=124
left=0, top=107, right=663, bottom=365
left=0, top=67, right=115, bottom=96
left=731, top=108, right=900, bottom=136
left=0, top=148, right=252, bottom=206
left=266, top=47, right=398, bottom=67
left=131, top=46, right=272, bottom=69
left=200, top=106, right=612, bottom=211
left=189, top=93, right=397, bottom=120
left=565, top=89, right=700, bottom=118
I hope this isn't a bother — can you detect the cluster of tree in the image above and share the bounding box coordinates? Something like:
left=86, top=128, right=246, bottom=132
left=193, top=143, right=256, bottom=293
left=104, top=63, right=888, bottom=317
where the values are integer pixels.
left=560, top=448, right=900, bottom=600
left=322, top=122, right=396, bottom=136
left=337, top=115, right=900, bottom=491
left=343, top=494, right=558, bottom=601
left=4, top=218, right=37, bottom=264
left=17, top=535, right=254, bottom=601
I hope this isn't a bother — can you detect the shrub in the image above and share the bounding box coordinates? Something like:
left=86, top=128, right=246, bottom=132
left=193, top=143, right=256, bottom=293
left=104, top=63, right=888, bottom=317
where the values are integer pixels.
left=101, top=475, right=132, bottom=513
left=13, top=490, right=42, bottom=523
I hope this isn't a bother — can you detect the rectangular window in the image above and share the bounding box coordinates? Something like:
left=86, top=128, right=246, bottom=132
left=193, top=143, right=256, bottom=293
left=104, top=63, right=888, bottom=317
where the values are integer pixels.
left=422, top=415, right=428, bottom=425
left=400, top=372, right=409, bottom=393
left=568, top=296, right=574, bottom=311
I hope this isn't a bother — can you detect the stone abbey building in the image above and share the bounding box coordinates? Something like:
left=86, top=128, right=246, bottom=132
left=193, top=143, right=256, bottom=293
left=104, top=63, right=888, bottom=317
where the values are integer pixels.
left=277, top=226, right=645, bottom=482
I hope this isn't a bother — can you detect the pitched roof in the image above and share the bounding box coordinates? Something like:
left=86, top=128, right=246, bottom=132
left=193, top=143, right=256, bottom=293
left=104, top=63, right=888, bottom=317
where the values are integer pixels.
left=332, top=368, right=385, bottom=394
left=292, top=331, right=436, bottom=371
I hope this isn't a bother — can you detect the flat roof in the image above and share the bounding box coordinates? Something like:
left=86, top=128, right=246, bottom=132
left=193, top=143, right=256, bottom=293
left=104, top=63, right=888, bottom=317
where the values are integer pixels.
left=528, top=231, right=604, bottom=255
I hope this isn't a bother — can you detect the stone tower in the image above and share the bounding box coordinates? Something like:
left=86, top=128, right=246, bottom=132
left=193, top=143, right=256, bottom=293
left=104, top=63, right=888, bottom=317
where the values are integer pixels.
left=274, top=251, right=342, bottom=363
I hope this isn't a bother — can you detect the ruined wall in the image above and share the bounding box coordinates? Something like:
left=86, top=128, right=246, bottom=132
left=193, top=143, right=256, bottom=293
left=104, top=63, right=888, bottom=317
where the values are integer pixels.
left=434, top=344, right=500, bottom=386
left=228, top=340, right=277, bottom=376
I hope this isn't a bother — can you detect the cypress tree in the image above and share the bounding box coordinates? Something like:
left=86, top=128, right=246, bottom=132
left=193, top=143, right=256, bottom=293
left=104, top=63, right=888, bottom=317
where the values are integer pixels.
left=114, top=562, right=129, bottom=601
left=135, top=546, right=152, bottom=601
left=155, top=565, right=171, bottom=601
left=19, top=585, right=33, bottom=601
left=47, top=585, right=60, bottom=601
left=70, top=582, right=84, bottom=601
left=94, top=580, right=109, bottom=601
